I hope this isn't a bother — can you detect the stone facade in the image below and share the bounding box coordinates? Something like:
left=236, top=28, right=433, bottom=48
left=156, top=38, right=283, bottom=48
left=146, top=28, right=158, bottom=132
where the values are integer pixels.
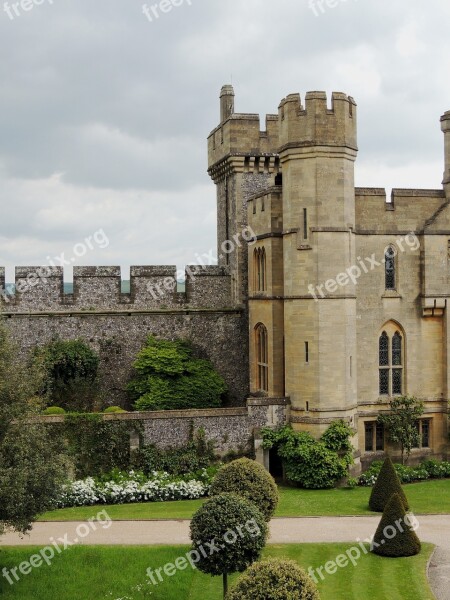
left=207, top=86, right=450, bottom=465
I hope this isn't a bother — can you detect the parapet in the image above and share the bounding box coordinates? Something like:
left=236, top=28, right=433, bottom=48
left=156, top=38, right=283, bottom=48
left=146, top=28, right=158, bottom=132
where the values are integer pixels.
left=278, top=91, right=357, bottom=153
left=208, top=113, right=279, bottom=173
left=0, top=265, right=234, bottom=312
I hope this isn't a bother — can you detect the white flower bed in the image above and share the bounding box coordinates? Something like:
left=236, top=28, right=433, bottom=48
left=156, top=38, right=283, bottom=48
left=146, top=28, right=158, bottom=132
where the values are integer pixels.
left=56, top=471, right=210, bottom=508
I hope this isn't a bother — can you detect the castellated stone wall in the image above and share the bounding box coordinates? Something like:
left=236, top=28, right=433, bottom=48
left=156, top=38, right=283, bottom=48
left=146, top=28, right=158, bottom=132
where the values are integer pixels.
left=0, top=265, right=249, bottom=406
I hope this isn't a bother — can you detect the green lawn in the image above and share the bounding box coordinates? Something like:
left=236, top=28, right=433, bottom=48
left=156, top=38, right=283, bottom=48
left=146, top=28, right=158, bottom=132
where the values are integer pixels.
left=0, top=543, right=435, bottom=600
left=40, top=479, right=450, bottom=522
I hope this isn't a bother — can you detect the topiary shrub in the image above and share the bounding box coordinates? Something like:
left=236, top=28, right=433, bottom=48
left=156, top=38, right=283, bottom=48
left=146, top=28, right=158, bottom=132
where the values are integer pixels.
left=369, top=456, right=409, bottom=512
left=190, top=493, right=267, bottom=598
left=209, top=457, right=279, bottom=521
left=103, top=406, right=127, bottom=414
left=227, top=558, right=320, bottom=600
left=42, top=406, right=66, bottom=415
left=372, top=492, right=421, bottom=557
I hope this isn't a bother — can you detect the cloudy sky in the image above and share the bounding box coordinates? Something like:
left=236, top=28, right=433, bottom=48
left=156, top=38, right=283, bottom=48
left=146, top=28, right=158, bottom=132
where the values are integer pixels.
left=0, top=0, right=449, bottom=283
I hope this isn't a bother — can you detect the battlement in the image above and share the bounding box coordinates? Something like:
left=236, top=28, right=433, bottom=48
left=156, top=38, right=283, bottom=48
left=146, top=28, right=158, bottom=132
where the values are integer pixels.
left=278, top=91, right=357, bottom=153
left=208, top=113, right=279, bottom=172
left=0, top=265, right=232, bottom=312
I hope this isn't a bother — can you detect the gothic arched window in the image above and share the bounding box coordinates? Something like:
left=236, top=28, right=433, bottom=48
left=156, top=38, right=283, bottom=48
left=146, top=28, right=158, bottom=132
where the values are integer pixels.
left=379, top=325, right=404, bottom=396
left=255, top=323, right=269, bottom=392
left=385, top=247, right=396, bottom=290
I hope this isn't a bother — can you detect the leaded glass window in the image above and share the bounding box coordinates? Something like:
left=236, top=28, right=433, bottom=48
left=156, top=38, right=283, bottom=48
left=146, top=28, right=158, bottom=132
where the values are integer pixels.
left=255, top=324, right=268, bottom=392
left=378, top=327, right=404, bottom=396
left=385, top=247, right=396, bottom=290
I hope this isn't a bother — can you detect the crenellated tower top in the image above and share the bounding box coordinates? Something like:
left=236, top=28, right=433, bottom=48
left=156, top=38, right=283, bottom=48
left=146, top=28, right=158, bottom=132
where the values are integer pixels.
left=278, top=91, right=357, bottom=153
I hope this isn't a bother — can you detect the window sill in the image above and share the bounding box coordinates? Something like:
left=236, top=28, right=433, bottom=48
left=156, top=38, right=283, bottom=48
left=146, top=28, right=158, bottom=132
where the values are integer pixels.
left=382, top=290, right=402, bottom=299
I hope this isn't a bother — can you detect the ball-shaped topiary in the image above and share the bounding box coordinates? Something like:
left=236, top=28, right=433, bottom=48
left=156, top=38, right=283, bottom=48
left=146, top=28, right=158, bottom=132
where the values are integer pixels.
left=209, top=458, right=279, bottom=521
left=190, top=493, right=268, bottom=597
left=103, top=406, right=127, bottom=413
left=369, top=456, right=409, bottom=512
left=227, top=558, right=320, bottom=600
left=42, top=406, right=66, bottom=415
left=372, top=492, right=421, bottom=557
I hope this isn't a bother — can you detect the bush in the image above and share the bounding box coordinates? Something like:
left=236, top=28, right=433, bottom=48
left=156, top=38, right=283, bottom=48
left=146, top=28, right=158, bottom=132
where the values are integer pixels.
left=128, top=336, right=227, bottom=411
left=262, top=424, right=352, bottom=489
left=103, top=406, right=127, bottom=414
left=209, top=458, right=279, bottom=521
left=227, top=559, right=320, bottom=600
left=369, top=456, right=409, bottom=512
left=359, top=459, right=450, bottom=486
left=372, top=493, right=421, bottom=557
left=36, top=339, right=100, bottom=413
left=132, top=428, right=216, bottom=476
left=190, top=493, right=268, bottom=597
left=43, top=406, right=66, bottom=415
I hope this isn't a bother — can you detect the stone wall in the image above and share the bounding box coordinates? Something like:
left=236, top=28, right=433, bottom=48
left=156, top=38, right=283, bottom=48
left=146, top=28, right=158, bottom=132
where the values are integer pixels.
left=41, top=398, right=290, bottom=456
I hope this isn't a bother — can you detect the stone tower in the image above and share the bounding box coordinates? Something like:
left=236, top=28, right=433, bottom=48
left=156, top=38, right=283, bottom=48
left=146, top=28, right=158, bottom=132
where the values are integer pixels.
left=207, top=85, right=280, bottom=305
left=248, top=91, right=359, bottom=434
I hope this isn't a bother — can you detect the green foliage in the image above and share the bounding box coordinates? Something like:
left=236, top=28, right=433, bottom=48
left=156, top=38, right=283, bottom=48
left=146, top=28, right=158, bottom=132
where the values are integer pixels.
left=190, top=493, right=267, bottom=597
left=132, top=427, right=217, bottom=476
left=56, top=414, right=141, bottom=478
left=359, top=458, right=450, bottom=486
left=36, top=339, right=100, bottom=413
left=0, top=325, right=67, bottom=534
left=369, top=456, right=409, bottom=512
left=43, top=406, right=67, bottom=415
left=103, top=406, right=127, bottom=414
left=128, top=336, right=227, bottom=411
left=372, top=493, right=421, bottom=557
left=209, top=458, right=279, bottom=521
left=377, top=396, right=424, bottom=464
left=262, top=422, right=354, bottom=489
left=227, top=558, right=320, bottom=600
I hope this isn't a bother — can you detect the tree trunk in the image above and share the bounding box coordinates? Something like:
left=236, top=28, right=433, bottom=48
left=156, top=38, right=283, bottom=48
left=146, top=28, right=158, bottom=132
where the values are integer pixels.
left=223, top=572, right=228, bottom=598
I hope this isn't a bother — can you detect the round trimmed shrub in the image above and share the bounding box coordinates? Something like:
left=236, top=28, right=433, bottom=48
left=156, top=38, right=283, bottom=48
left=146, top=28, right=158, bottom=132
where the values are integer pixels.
left=369, top=456, right=409, bottom=512
left=43, top=406, right=66, bottom=415
left=227, top=558, right=320, bottom=600
left=372, top=492, right=421, bottom=557
left=209, top=458, right=279, bottom=521
left=103, top=406, right=127, bottom=414
left=190, top=493, right=267, bottom=596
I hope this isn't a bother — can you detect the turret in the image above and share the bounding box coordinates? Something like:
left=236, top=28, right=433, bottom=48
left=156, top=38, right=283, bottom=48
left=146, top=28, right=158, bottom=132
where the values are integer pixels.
left=441, top=110, right=450, bottom=197
left=220, top=84, right=235, bottom=122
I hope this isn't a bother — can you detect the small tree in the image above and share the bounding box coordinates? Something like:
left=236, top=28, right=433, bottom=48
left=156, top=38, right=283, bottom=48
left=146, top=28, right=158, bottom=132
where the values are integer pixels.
left=0, top=326, right=67, bottom=535
left=369, top=456, right=409, bottom=512
left=227, top=559, right=320, bottom=600
left=209, top=458, right=279, bottom=521
left=190, top=493, right=267, bottom=598
left=128, top=336, right=227, bottom=411
left=377, top=396, right=424, bottom=464
left=372, top=493, right=421, bottom=557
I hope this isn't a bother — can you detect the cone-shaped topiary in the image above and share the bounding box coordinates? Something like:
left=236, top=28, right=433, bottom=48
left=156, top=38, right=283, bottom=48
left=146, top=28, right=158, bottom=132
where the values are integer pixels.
left=209, top=458, right=279, bottom=521
left=227, top=558, right=320, bottom=600
left=369, top=456, right=409, bottom=512
left=372, top=492, right=421, bottom=557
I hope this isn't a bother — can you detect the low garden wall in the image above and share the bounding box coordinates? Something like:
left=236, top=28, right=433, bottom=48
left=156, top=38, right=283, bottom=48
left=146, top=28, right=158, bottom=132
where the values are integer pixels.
left=41, top=398, right=290, bottom=457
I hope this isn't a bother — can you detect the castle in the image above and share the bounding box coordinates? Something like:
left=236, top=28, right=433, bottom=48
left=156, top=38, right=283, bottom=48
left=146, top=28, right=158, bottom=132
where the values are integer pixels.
left=1, top=85, right=449, bottom=466
left=208, top=85, right=449, bottom=466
